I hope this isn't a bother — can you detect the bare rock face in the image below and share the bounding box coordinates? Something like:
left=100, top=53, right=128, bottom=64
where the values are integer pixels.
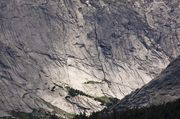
left=111, top=55, right=180, bottom=111
left=0, top=0, right=179, bottom=117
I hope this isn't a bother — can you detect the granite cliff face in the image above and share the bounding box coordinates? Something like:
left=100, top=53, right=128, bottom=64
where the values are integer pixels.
left=111, top=55, right=180, bottom=111
left=0, top=0, right=179, bottom=117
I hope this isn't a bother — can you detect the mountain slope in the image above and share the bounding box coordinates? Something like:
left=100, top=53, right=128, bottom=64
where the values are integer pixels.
left=0, top=0, right=179, bottom=117
left=111, top=55, right=180, bottom=111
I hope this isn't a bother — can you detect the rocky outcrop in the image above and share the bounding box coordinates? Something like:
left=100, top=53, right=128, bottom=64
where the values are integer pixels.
left=0, top=0, right=179, bottom=117
left=111, top=55, right=180, bottom=111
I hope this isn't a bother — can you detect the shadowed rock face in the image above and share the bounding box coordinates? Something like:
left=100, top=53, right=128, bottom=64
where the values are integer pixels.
left=111, top=55, right=180, bottom=111
left=0, top=0, right=179, bottom=117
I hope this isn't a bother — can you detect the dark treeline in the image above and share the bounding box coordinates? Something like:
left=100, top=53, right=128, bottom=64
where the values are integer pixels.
left=1, top=109, right=61, bottom=119
left=74, top=98, right=180, bottom=119
left=2, top=98, right=180, bottom=119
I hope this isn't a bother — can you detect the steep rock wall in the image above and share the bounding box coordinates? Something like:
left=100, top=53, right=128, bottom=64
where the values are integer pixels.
left=0, top=0, right=179, bottom=117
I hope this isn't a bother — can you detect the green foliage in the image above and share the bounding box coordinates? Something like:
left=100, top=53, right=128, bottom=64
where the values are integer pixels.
left=65, top=86, right=92, bottom=98
left=73, top=98, right=180, bottom=119
left=94, top=96, right=119, bottom=106
left=65, top=86, right=119, bottom=109
left=94, top=96, right=110, bottom=105
left=84, top=81, right=102, bottom=84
